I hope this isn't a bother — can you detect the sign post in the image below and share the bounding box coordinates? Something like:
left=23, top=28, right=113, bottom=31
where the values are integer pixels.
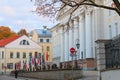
left=70, top=47, right=75, bottom=80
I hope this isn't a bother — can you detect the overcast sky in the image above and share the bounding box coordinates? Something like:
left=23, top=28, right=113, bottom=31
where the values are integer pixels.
left=0, top=0, right=58, bottom=33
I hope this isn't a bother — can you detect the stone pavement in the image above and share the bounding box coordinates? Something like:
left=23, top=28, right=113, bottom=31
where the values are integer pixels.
left=78, top=70, right=98, bottom=80
left=0, top=75, right=39, bottom=80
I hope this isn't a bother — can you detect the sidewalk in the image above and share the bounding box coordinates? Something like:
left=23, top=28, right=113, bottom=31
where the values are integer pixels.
left=0, top=75, right=39, bottom=80
left=78, top=71, right=97, bottom=80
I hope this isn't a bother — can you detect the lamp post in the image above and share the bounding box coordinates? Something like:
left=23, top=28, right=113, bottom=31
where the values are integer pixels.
left=75, top=39, right=80, bottom=69
left=81, top=51, right=84, bottom=80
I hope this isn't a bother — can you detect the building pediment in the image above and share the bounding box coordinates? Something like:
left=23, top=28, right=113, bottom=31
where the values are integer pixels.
left=5, top=35, right=41, bottom=49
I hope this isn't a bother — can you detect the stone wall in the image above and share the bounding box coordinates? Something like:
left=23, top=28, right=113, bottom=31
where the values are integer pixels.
left=11, top=69, right=82, bottom=80
left=101, top=69, right=120, bottom=80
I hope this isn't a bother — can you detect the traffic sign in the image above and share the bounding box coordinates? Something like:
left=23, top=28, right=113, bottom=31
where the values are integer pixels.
left=70, top=47, right=75, bottom=54
left=70, top=53, right=76, bottom=57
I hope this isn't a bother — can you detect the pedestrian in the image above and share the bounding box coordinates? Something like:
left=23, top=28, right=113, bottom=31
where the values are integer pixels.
left=14, top=69, right=19, bottom=79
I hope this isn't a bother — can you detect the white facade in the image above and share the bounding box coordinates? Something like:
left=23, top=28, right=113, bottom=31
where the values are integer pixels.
left=51, top=0, right=120, bottom=68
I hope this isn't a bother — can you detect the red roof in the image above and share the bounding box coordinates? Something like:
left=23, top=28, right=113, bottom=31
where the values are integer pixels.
left=0, top=36, right=20, bottom=47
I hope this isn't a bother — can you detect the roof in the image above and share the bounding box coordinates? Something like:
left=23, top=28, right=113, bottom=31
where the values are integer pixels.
left=0, top=36, right=20, bottom=47
left=34, top=29, right=52, bottom=37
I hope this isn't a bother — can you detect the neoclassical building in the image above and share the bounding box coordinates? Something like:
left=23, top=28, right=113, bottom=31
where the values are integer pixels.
left=51, top=0, right=120, bottom=70
left=0, top=35, right=42, bottom=74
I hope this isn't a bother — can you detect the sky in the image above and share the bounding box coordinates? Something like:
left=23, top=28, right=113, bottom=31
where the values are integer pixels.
left=0, top=0, right=58, bottom=33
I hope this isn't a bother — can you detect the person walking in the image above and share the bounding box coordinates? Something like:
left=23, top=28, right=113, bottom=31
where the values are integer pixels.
left=14, top=70, right=19, bottom=79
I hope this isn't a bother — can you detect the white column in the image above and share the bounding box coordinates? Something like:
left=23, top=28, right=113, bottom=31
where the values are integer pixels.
left=69, top=20, right=74, bottom=61
left=60, top=26, right=64, bottom=62
left=94, top=0, right=104, bottom=40
left=64, top=25, right=69, bottom=61
left=79, top=14, right=85, bottom=59
left=66, top=26, right=69, bottom=61
left=63, top=26, right=66, bottom=62
left=73, top=17, right=79, bottom=61
left=85, top=11, right=93, bottom=58
left=74, top=17, right=79, bottom=47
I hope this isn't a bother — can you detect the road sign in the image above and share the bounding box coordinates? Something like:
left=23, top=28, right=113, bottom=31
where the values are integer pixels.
left=70, top=53, right=76, bottom=57
left=70, top=47, right=75, bottom=54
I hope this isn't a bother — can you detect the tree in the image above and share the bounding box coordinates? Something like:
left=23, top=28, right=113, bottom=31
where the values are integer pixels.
left=0, top=26, right=17, bottom=40
left=17, top=29, right=28, bottom=36
left=31, top=0, right=120, bottom=19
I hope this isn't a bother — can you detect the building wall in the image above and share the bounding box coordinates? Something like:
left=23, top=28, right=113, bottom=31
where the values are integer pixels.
left=54, top=0, right=117, bottom=69
left=39, top=43, right=52, bottom=62
left=0, top=35, right=42, bottom=74
left=51, top=24, right=61, bottom=66
left=5, top=48, right=41, bottom=70
left=31, top=29, right=52, bottom=65
left=103, top=1, right=120, bottom=39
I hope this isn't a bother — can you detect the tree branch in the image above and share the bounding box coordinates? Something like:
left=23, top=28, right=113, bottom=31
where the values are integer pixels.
left=113, top=0, right=120, bottom=10
left=80, top=2, right=120, bottom=15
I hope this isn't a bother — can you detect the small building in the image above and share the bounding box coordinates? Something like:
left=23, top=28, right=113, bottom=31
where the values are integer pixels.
left=0, top=35, right=42, bottom=74
left=30, top=26, right=52, bottom=66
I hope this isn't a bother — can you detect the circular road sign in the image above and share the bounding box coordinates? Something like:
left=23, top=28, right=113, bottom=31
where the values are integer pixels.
left=70, top=47, right=75, bottom=54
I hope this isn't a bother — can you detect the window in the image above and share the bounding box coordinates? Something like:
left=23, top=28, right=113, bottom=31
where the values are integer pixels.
left=109, top=10, right=111, bottom=16
left=34, top=52, right=37, bottom=58
left=20, top=39, right=29, bottom=45
left=7, top=63, right=13, bottom=69
left=2, top=63, right=4, bottom=69
left=47, top=46, right=50, bottom=51
left=10, top=52, right=13, bottom=58
left=38, top=53, right=41, bottom=58
left=40, top=39, right=43, bottom=42
left=29, top=52, right=32, bottom=57
left=23, top=52, right=26, bottom=58
left=115, top=23, right=118, bottom=35
left=2, top=51, right=4, bottom=59
left=16, top=52, right=20, bottom=58
left=109, top=25, right=112, bottom=38
left=46, top=39, right=49, bottom=42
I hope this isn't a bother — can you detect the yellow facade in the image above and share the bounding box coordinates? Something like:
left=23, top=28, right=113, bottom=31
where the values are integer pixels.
left=4, top=49, right=41, bottom=71
left=39, top=43, right=52, bottom=62
left=0, top=35, right=42, bottom=74
left=30, top=28, right=52, bottom=65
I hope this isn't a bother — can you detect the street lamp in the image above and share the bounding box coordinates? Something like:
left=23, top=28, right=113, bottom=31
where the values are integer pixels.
left=76, top=39, right=80, bottom=50
left=75, top=39, right=80, bottom=69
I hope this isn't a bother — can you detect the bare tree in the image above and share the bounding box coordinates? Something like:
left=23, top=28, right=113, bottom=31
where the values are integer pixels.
left=31, top=0, right=120, bottom=17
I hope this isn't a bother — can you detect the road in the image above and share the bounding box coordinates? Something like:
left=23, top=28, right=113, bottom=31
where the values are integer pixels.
left=0, top=75, right=39, bottom=80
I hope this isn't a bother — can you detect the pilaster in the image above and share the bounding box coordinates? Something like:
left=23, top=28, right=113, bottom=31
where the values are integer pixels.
left=95, top=40, right=106, bottom=70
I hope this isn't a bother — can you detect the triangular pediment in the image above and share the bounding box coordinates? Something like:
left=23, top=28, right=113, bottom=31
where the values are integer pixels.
left=5, top=35, right=41, bottom=49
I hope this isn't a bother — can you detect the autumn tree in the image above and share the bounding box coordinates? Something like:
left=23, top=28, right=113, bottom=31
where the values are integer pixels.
left=31, top=0, right=120, bottom=20
left=17, top=29, right=28, bottom=36
left=0, top=26, right=17, bottom=40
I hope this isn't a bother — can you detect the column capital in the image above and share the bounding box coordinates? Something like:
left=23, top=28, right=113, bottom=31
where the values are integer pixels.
left=73, top=17, right=79, bottom=29
left=79, top=15, right=84, bottom=22
left=85, top=6, right=93, bottom=15
left=73, top=17, right=79, bottom=22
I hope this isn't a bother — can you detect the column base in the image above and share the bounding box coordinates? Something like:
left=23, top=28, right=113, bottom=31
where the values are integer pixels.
left=85, top=58, right=96, bottom=70
left=77, top=58, right=96, bottom=70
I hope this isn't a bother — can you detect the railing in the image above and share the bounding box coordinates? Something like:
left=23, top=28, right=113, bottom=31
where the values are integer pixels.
left=105, top=34, right=120, bottom=69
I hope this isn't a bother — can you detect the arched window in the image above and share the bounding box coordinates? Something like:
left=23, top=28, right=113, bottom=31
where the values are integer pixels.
left=20, top=39, right=30, bottom=45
